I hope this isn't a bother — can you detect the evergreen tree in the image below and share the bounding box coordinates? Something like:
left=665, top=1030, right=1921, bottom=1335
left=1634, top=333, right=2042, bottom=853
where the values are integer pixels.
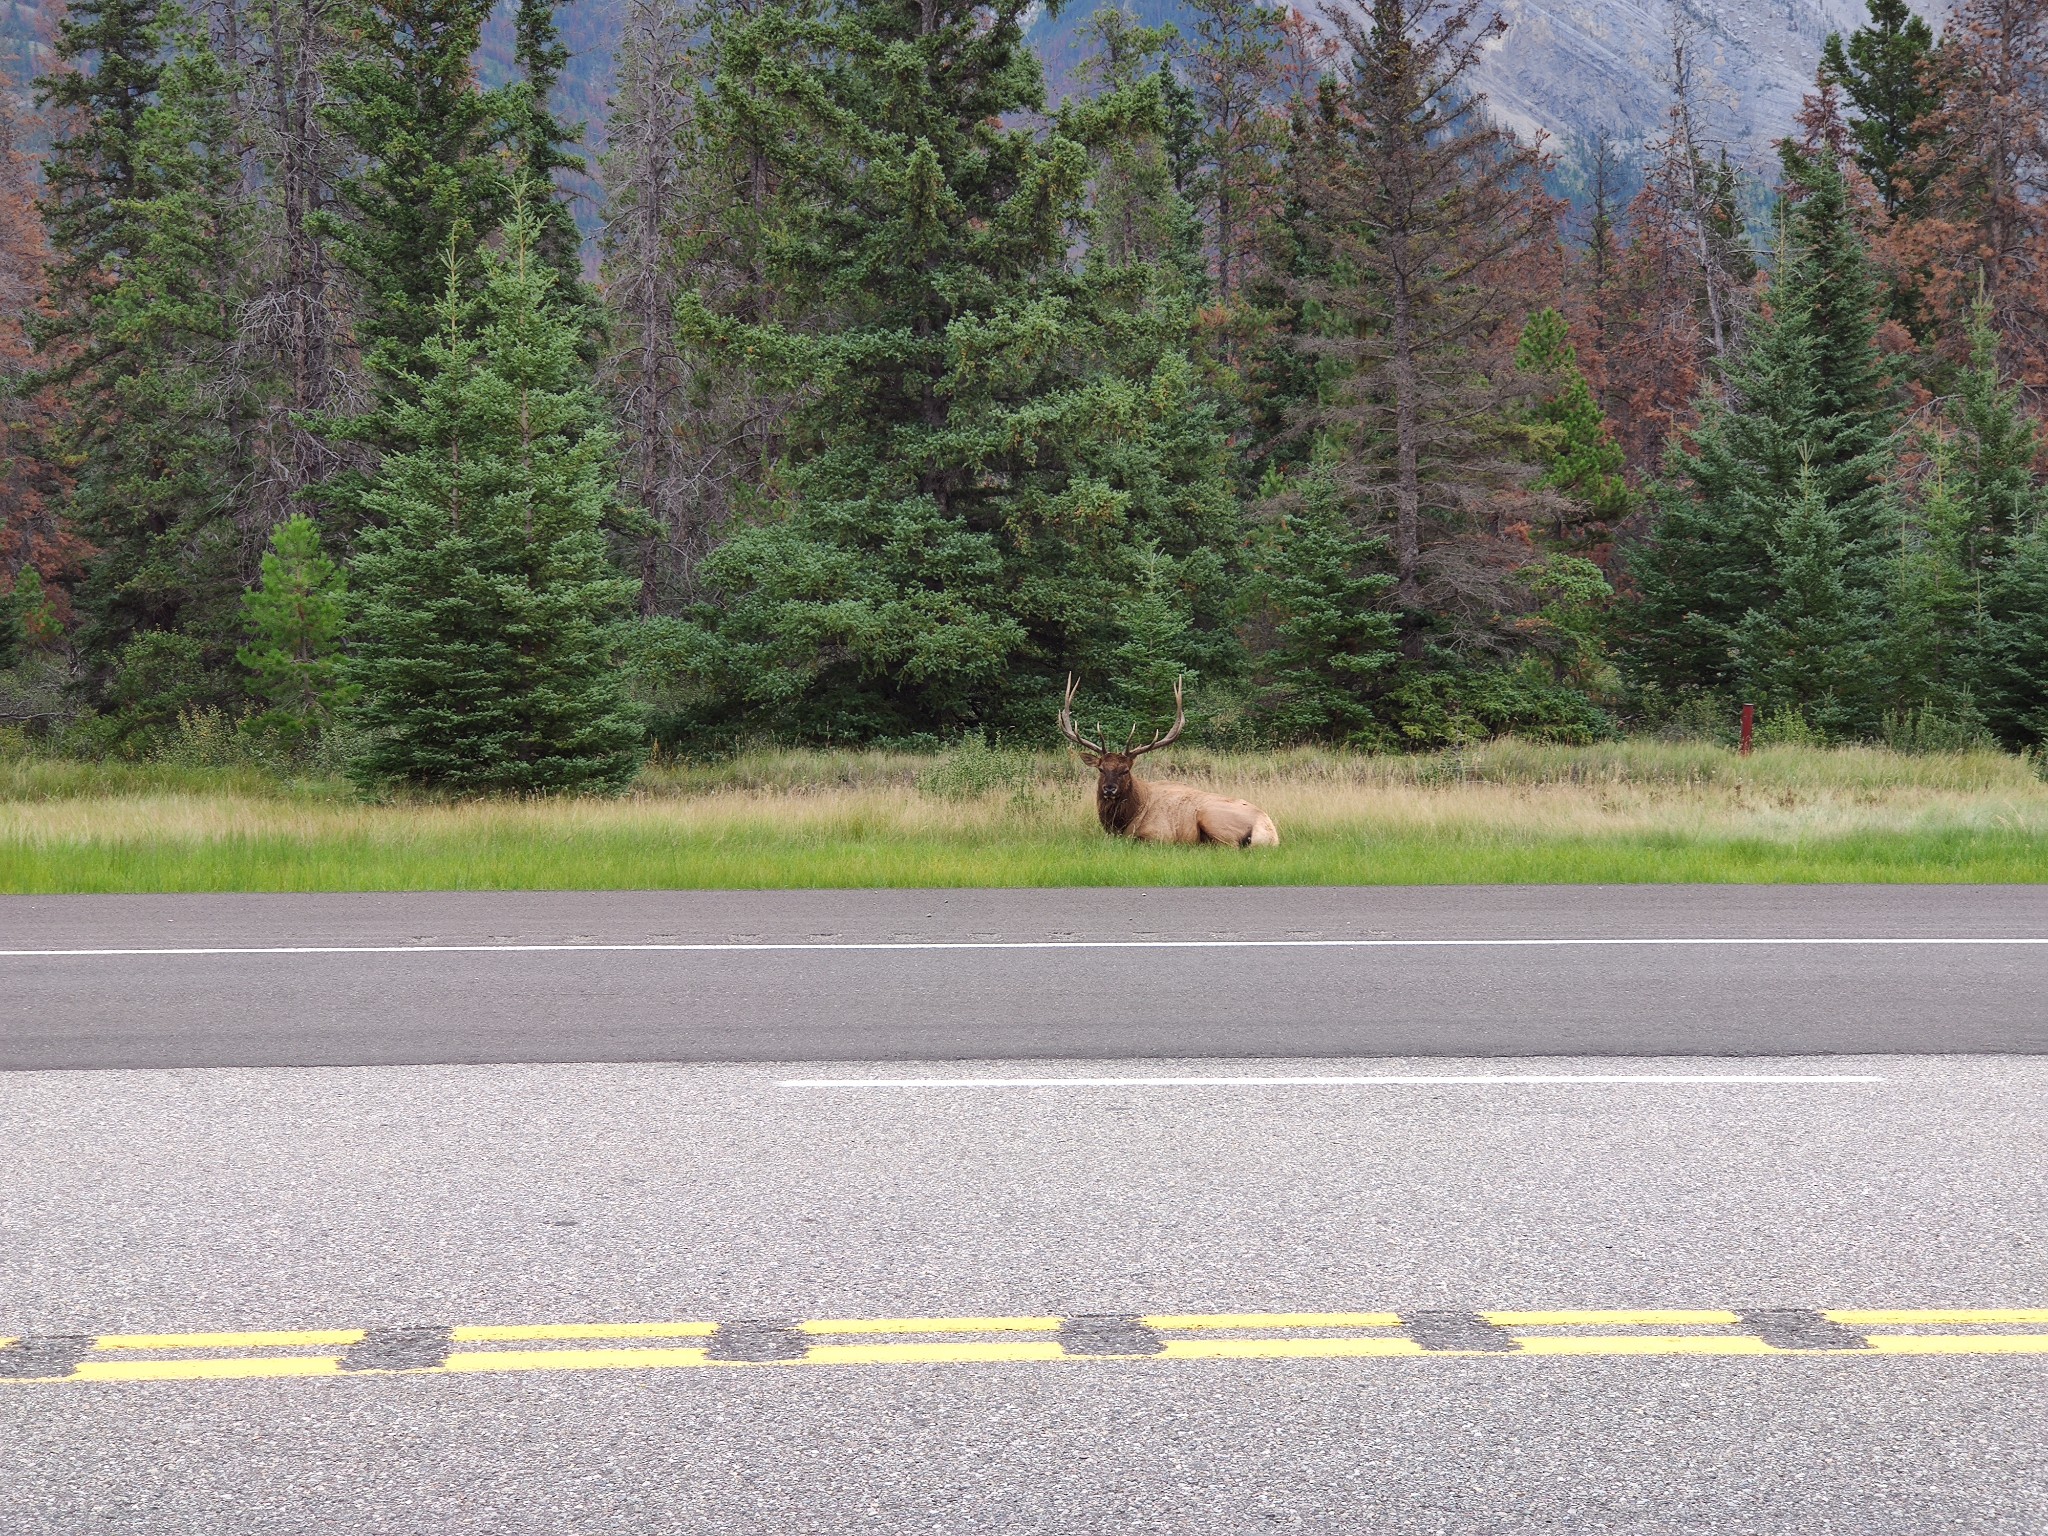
left=36, top=0, right=163, bottom=317
left=239, top=513, right=352, bottom=744
left=507, top=0, right=590, bottom=298
left=1978, top=519, right=2048, bottom=748
left=1515, top=307, right=1635, bottom=544
left=674, top=0, right=1239, bottom=740
left=1734, top=460, right=1880, bottom=736
left=1063, top=6, right=1204, bottom=283
left=1951, top=293, right=2046, bottom=563
left=50, top=16, right=253, bottom=695
left=1184, top=0, right=1283, bottom=300
left=1246, top=465, right=1400, bottom=744
left=347, top=192, right=643, bottom=792
left=1821, top=0, right=1940, bottom=216
left=1630, top=141, right=1896, bottom=700
left=1882, top=441, right=1980, bottom=717
left=1949, top=293, right=2048, bottom=746
left=321, top=0, right=507, bottom=394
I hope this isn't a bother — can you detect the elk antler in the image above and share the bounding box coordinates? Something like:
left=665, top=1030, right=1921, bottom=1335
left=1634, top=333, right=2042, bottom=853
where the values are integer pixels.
left=1127, top=676, right=1186, bottom=758
left=1058, top=674, right=1109, bottom=762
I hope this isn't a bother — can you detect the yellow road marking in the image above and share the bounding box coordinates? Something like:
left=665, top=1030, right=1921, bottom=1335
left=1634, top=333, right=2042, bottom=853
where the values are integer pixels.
left=1144, top=1312, right=1402, bottom=1330
left=1485, top=1310, right=1743, bottom=1327
left=1159, top=1336, right=1424, bottom=1360
left=1862, top=1334, right=2048, bottom=1355
left=450, top=1322, right=718, bottom=1343
left=804, top=1341, right=1069, bottom=1365
left=443, top=1347, right=712, bottom=1374
left=11, top=1306, right=2048, bottom=1386
left=799, top=1316, right=1060, bottom=1335
left=71, top=1356, right=343, bottom=1382
left=96, top=1330, right=365, bottom=1351
left=1511, top=1334, right=1778, bottom=1357
left=1826, top=1309, right=2048, bottom=1326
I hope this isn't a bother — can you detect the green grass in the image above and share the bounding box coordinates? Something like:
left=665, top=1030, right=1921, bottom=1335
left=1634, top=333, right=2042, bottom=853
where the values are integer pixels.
left=3, top=736, right=2045, bottom=890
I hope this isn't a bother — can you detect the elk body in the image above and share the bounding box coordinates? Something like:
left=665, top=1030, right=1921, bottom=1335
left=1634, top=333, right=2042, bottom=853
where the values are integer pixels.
left=1059, top=677, right=1280, bottom=848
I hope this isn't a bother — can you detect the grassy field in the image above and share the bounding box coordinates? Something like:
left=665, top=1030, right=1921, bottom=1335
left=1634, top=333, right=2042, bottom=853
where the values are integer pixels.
left=2, top=736, right=2045, bottom=891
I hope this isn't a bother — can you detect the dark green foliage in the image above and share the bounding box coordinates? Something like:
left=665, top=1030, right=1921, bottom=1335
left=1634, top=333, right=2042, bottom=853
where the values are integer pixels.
left=1821, top=0, right=1939, bottom=215
left=1515, top=308, right=1635, bottom=537
left=346, top=195, right=644, bottom=793
left=1882, top=443, right=1981, bottom=716
left=507, top=0, right=591, bottom=298
left=1630, top=142, right=1895, bottom=701
left=1978, top=521, right=2048, bottom=749
left=104, top=630, right=224, bottom=733
left=321, top=0, right=508, bottom=391
left=0, top=586, right=20, bottom=673
left=1734, top=463, right=1881, bottom=737
left=35, top=0, right=161, bottom=299
left=49, top=16, right=250, bottom=690
left=671, top=0, right=1241, bottom=742
left=1246, top=473, right=1400, bottom=745
left=239, top=514, right=354, bottom=747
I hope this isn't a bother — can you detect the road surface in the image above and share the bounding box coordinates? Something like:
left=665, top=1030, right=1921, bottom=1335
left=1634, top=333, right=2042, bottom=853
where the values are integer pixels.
left=3, top=885, right=2046, bottom=1068
left=2, top=888, right=2044, bottom=1532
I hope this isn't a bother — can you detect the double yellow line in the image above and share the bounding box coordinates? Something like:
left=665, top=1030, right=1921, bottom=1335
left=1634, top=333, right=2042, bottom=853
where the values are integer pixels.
left=8, top=1307, right=2048, bottom=1385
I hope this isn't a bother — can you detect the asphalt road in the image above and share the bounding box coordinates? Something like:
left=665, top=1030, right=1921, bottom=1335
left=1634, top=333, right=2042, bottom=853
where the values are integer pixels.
left=4, top=887, right=2045, bottom=1531
left=4, top=885, right=2047, bottom=1069
left=3, top=1053, right=2045, bottom=1532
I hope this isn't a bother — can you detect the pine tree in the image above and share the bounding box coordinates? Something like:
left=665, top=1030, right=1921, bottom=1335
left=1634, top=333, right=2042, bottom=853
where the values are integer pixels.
left=1978, top=519, right=2048, bottom=748
left=1515, top=307, right=1634, bottom=545
left=1951, top=293, right=2046, bottom=563
left=1882, top=440, right=1980, bottom=716
left=239, top=512, right=351, bottom=744
left=1821, top=0, right=1939, bottom=216
left=1246, top=465, right=1399, bottom=744
left=1630, top=141, right=1896, bottom=700
left=1949, top=293, right=2048, bottom=746
left=1183, top=0, right=1282, bottom=301
left=1063, top=6, right=1204, bottom=283
left=320, top=0, right=507, bottom=394
left=52, top=16, right=253, bottom=695
left=1274, top=0, right=1553, bottom=636
left=346, top=192, right=643, bottom=792
left=674, top=0, right=1238, bottom=740
left=1734, top=461, right=1880, bottom=737
left=507, top=0, right=589, bottom=300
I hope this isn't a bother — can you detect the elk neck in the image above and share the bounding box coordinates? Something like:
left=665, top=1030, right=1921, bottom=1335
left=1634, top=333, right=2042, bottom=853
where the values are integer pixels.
left=1096, top=764, right=1148, bottom=835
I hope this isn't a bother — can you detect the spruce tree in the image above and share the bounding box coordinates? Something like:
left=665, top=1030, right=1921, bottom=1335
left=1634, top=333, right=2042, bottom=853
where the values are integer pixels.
left=51, top=16, right=252, bottom=695
left=1515, top=307, right=1635, bottom=543
left=239, top=514, right=352, bottom=745
left=1247, top=466, right=1400, bottom=744
left=321, top=0, right=508, bottom=393
left=347, top=193, right=643, bottom=793
left=676, top=0, right=1238, bottom=739
left=507, top=0, right=590, bottom=300
left=1630, top=141, right=1896, bottom=700
left=1734, top=461, right=1880, bottom=737
left=1882, top=441, right=1980, bottom=718
left=1821, top=0, right=1939, bottom=215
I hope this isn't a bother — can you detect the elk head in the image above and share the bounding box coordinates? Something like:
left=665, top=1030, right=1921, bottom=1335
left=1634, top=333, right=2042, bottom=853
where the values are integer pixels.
left=1058, top=675, right=1185, bottom=830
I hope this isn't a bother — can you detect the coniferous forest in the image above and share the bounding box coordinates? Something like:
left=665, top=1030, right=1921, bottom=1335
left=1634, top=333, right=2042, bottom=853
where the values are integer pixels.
left=2, top=0, right=2048, bottom=790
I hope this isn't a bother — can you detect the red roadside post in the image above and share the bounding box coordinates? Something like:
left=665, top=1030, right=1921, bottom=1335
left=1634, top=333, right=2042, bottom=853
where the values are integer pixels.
left=1739, top=704, right=1755, bottom=756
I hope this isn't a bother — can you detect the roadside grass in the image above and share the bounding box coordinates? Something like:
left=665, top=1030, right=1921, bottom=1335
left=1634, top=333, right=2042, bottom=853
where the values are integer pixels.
left=2, top=737, right=2045, bottom=891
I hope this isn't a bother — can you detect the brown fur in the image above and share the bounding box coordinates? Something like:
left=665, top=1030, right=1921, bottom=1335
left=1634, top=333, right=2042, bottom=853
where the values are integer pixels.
left=1092, top=755, right=1281, bottom=847
left=1060, top=675, right=1280, bottom=848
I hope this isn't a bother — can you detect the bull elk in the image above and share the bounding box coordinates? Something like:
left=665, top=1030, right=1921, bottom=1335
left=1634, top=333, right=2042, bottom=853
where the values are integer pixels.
left=1058, top=676, right=1280, bottom=847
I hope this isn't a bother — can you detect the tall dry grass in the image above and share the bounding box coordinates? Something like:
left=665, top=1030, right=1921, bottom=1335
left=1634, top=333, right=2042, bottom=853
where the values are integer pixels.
left=1, top=737, right=2043, bottom=891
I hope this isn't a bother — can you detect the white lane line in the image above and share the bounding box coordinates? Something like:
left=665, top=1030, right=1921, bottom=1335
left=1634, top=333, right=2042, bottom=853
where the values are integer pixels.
left=0, top=938, right=2043, bottom=958
left=782, top=1074, right=1890, bottom=1089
